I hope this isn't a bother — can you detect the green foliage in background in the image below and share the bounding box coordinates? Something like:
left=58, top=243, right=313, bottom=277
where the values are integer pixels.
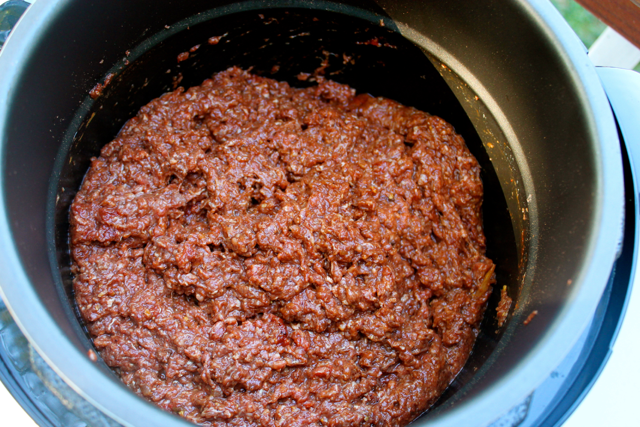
left=550, top=0, right=606, bottom=47
left=551, top=0, right=640, bottom=71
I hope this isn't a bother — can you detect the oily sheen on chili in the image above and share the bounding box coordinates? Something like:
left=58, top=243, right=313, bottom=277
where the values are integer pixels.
left=70, top=67, right=495, bottom=427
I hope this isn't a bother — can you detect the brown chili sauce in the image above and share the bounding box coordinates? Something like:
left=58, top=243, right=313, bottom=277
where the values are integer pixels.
left=70, top=67, right=495, bottom=427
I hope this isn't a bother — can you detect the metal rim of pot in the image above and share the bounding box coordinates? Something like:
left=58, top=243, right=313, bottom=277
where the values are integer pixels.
left=0, top=0, right=626, bottom=426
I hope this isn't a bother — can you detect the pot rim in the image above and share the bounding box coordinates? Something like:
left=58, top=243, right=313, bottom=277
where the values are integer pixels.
left=0, top=0, right=624, bottom=426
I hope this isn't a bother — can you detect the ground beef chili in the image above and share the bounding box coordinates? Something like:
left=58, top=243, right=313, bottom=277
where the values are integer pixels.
left=70, top=67, right=496, bottom=427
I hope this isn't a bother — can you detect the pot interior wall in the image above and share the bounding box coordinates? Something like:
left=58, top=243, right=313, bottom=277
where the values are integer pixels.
left=50, top=6, right=521, bottom=418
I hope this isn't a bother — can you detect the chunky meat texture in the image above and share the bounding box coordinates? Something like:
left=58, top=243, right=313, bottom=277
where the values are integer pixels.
left=70, top=67, right=494, bottom=427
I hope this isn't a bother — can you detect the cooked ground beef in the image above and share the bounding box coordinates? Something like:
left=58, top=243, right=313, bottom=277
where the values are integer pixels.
left=70, top=67, right=495, bottom=427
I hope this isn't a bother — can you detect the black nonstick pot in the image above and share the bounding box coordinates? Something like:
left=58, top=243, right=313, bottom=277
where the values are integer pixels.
left=0, top=0, right=638, bottom=426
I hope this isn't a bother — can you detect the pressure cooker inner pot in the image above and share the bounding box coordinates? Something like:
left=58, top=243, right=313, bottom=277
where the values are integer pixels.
left=50, top=6, right=522, bottom=419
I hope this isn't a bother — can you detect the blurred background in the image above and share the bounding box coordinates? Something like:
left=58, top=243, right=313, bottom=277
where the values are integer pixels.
left=551, top=0, right=640, bottom=71
left=552, top=0, right=607, bottom=47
